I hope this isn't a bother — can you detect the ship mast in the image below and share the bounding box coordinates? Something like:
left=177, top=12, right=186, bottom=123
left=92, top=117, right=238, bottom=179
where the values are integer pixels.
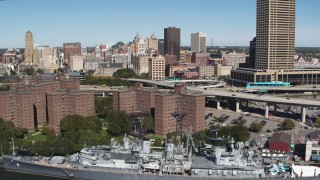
left=11, top=138, right=16, bottom=156
left=170, top=111, right=187, bottom=144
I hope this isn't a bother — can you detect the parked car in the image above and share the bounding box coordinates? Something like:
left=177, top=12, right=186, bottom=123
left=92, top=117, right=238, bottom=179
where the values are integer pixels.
left=267, top=129, right=272, bottom=133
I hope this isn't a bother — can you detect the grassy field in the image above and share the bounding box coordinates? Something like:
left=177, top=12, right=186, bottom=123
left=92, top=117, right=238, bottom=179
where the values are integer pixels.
left=26, top=131, right=47, bottom=142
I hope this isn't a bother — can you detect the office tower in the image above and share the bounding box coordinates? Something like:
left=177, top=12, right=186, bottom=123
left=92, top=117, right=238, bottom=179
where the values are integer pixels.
left=164, top=27, right=180, bottom=61
left=255, top=0, right=296, bottom=69
left=25, top=31, right=34, bottom=63
left=63, top=42, right=81, bottom=64
left=148, top=55, right=165, bottom=80
left=191, top=32, right=207, bottom=52
left=249, top=37, right=256, bottom=69
left=158, top=39, right=165, bottom=55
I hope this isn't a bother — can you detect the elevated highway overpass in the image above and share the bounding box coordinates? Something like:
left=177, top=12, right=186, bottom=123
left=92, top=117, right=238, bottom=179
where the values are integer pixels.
left=126, top=78, right=226, bottom=89
left=189, top=86, right=320, bottom=123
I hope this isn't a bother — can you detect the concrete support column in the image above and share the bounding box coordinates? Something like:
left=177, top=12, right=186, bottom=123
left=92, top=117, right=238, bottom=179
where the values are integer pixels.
left=102, top=92, right=105, bottom=97
left=236, top=101, right=240, bottom=113
left=265, top=104, right=269, bottom=118
left=217, top=100, right=222, bottom=110
left=245, top=100, right=249, bottom=112
left=301, top=106, right=306, bottom=123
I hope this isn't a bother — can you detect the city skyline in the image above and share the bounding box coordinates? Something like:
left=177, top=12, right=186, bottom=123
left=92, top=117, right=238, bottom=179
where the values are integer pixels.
left=0, top=0, right=320, bottom=48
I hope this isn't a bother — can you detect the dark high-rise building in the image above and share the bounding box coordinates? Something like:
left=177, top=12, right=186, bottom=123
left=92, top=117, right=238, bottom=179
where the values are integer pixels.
left=63, top=42, right=81, bottom=64
left=164, top=27, right=180, bottom=61
left=249, top=37, right=256, bottom=69
left=158, top=39, right=165, bottom=56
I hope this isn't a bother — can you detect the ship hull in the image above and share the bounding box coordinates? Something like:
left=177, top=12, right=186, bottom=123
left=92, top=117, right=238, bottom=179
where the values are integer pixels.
left=3, top=157, right=319, bottom=180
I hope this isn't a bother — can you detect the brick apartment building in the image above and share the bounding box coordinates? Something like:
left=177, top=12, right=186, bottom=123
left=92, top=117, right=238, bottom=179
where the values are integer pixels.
left=113, top=84, right=205, bottom=136
left=47, top=90, right=94, bottom=133
left=0, top=75, right=94, bottom=132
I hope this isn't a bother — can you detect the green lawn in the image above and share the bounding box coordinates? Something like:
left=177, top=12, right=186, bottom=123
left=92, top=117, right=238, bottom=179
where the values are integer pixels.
left=26, top=132, right=47, bottom=142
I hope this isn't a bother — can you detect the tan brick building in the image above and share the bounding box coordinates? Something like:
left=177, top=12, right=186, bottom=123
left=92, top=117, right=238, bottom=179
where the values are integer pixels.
left=149, top=56, right=165, bottom=80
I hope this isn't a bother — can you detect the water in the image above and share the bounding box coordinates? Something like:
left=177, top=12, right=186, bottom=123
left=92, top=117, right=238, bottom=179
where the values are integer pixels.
left=0, top=170, right=65, bottom=180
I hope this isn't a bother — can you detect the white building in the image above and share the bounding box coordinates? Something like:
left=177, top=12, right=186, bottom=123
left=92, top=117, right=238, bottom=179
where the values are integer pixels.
left=146, top=33, right=158, bottom=51
left=83, top=58, right=101, bottom=72
left=222, top=52, right=247, bottom=69
left=149, top=55, right=165, bottom=80
left=41, top=56, right=59, bottom=68
left=214, top=64, right=232, bottom=77
left=197, top=66, right=215, bottom=78
left=97, top=62, right=125, bottom=77
left=191, top=32, right=207, bottom=53
left=95, top=44, right=101, bottom=58
left=69, top=55, right=83, bottom=71
left=132, top=54, right=150, bottom=75
left=110, top=54, right=129, bottom=64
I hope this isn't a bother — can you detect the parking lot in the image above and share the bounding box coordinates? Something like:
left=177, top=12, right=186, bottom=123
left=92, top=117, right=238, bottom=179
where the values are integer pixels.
left=205, top=107, right=307, bottom=138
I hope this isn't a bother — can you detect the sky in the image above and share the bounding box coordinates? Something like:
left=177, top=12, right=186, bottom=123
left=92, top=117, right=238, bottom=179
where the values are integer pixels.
left=0, top=0, right=319, bottom=48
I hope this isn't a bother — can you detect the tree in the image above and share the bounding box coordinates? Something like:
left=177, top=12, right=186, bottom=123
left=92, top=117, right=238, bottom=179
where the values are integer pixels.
left=217, top=75, right=230, bottom=81
left=120, top=72, right=129, bottom=78
left=193, top=130, right=209, bottom=146
left=36, top=69, right=43, bottom=74
left=283, top=119, right=295, bottom=130
left=218, top=124, right=250, bottom=142
left=0, top=84, right=10, bottom=91
left=60, top=115, right=102, bottom=134
left=23, top=67, right=35, bottom=76
left=3, top=72, right=9, bottom=77
left=10, top=69, right=17, bottom=77
left=84, top=116, right=102, bottom=132
left=60, top=115, right=84, bottom=133
left=249, top=122, right=263, bottom=132
left=95, top=97, right=113, bottom=118
left=315, top=117, right=320, bottom=125
left=143, top=116, right=154, bottom=133
left=106, top=110, right=132, bottom=136
left=113, top=69, right=136, bottom=78
left=139, top=73, right=149, bottom=79
left=57, top=67, right=64, bottom=73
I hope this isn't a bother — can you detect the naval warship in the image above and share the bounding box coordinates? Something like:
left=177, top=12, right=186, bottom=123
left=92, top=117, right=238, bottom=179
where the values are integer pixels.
left=2, top=134, right=320, bottom=180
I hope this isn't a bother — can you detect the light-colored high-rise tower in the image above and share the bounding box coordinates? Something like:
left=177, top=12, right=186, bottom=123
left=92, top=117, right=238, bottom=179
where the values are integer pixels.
left=25, top=31, right=34, bottom=64
left=255, top=0, right=296, bottom=70
left=191, top=32, right=207, bottom=53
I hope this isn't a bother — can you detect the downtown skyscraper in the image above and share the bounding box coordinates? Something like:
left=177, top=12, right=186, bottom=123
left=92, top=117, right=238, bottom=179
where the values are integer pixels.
left=191, top=32, right=207, bottom=53
left=164, top=27, right=180, bottom=61
left=255, top=0, right=296, bottom=70
left=25, top=31, right=34, bottom=64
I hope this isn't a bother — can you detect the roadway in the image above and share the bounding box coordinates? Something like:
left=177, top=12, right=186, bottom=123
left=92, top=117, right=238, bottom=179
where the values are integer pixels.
left=126, top=78, right=226, bottom=89
left=195, top=87, right=320, bottom=107
left=81, top=81, right=320, bottom=107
